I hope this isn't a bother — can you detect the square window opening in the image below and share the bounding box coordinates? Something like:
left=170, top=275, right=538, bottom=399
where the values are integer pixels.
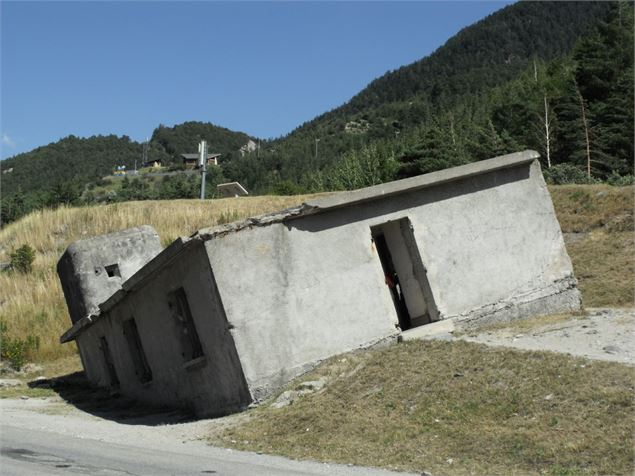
left=105, top=264, right=121, bottom=278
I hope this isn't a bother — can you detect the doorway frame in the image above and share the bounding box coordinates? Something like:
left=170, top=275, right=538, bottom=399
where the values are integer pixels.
left=371, top=217, right=439, bottom=330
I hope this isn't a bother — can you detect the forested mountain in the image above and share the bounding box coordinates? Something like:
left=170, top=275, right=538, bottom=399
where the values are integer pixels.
left=1, top=1, right=632, bottom=225
left=226, top=1, right=632, bottom=192
left=287, top=1, right=612, bottom=145
left=151, top=122, right=253, bottom=164
left=1, top=124, right=254, bottom=223
left=2, top=135, right=162, bottom=197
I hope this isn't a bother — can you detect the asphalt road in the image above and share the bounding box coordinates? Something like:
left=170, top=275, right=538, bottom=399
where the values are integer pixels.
left=1, top=411, right=414, bottom=476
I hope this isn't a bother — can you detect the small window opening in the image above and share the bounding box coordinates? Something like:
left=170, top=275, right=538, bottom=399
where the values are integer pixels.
left=99, top=336, right=119, bottom=388
left=167, top=287, right=204, bottom=362
left=105, top=264, right=120, bottom=278
left=122, top=318, right=152, bottom=383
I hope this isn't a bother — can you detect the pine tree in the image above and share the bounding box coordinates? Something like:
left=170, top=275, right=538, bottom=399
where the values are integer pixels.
left=465, top=120, right=522, bottom=162
left=396, top=124, right=468, bottom=178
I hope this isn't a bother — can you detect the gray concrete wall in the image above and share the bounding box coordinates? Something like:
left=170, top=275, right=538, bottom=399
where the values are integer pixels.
left=205, top=159, right=579, bottom=400
left=76, top=242, right=251, bottom=417
left=204, top=222, right=400, bottom=401
left=57, top=226, right=163, bottom=324
left=409, top=161, right=579, bottom=321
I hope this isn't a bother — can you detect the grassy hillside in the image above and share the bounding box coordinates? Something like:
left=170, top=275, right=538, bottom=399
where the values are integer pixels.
left=219, top=339, right=633, bottom=475
left=550, top=185, right=634, bottom=307
left=0, top=195, right=319, bottom=362
left=0, top=185, right=632, bottom=364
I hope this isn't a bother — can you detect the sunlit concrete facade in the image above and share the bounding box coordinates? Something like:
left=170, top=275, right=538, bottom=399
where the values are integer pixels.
left=59, top=150, right=580, bottom=417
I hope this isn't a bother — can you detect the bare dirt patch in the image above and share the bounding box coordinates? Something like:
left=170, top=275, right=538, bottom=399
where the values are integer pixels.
left=458, top=308, right=635, bottom=365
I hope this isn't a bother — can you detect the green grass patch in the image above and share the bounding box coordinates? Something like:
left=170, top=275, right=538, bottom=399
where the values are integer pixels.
left=0, top=386, right=56, bottom=399
left=550, top=185, right=633, bottom=233
left=0, top=355, right=82, bottom=399
left=217, top=340, right=634, bottom=475
left=566, top=231, right=634, bottom=307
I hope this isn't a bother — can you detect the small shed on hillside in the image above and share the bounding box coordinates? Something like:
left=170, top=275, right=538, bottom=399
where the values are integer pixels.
left=142, top=159, right=162, bottom=168
left=58, top=150, right=580, bottom=417
left=181, top=153, right=221, bottom=168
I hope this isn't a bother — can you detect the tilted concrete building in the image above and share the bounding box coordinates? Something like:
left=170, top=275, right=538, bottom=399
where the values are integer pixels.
left=58, top=150, right=581, bottom=417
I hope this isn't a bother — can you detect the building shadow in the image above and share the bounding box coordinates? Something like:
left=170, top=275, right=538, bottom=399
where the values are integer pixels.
left=28, top=372, right=196, bottom=426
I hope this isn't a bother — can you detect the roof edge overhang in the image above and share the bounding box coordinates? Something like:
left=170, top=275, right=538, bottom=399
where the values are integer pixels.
left=59, top=237, right=197, bottom=343
left=60, top=313, right=98, bottom=343
left=299, top=150, right=540, bottom=215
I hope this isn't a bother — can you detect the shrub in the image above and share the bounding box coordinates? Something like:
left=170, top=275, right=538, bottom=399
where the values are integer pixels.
left=9, top=244, right=36, bottom=273
left=217, top=209, right=241, bottom=225
left=0, top=322, right=40, bottom=371
left=606, top=172, right=634, bottom=187
left=272, top=180, right=304, bottom=196
left=2, top=339, right=28, bottom=371
left=326, top=145, right=399, bottom=191
left=543, top=164, right=595, bottom=185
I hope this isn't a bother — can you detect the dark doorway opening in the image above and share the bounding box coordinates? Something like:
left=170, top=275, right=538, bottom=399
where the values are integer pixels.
left=373, top=233, right=411, bottom=330
left=371, top=218, right=438, bottom=331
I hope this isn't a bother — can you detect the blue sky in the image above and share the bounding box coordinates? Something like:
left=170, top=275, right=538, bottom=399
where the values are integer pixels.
left=1, top=1, right=512, bottom=159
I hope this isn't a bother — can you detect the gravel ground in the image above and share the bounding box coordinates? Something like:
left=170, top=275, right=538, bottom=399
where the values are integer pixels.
left=1, top=399, right=414, bottom=475
left=457, top=307, right=635, bottom=365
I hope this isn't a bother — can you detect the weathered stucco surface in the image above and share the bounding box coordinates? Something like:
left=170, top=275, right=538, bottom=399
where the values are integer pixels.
left=57, top=226, right=162, bottom=324
left=204, top=222, right=400, bottom=400
left=75, top=242, right=250, bottom=417
left=204, top=157, right=579, bottom=401
left=58, top=151, right=580, bottom=417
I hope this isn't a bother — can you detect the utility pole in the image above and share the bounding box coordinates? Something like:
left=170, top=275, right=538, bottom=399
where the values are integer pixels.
left=139, top=138, right=148, bottom=173
left=199, top=140, right=208, bottom=200
left=314, top=138, right=320, bottom=160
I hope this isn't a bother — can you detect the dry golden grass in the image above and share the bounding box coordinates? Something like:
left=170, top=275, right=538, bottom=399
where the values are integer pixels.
left=566, top=230, right=634, bottom=307
left=0, top=185, right=631, bottom=362
left=552, top=184, right=634, bottom=307
left=549, top=184, right=633, bottom=233
left=219, top=340, right=635, bottom=475
left=214, top=186, right=634, bottom=475
left=0, top=196, right=320, bottom=361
